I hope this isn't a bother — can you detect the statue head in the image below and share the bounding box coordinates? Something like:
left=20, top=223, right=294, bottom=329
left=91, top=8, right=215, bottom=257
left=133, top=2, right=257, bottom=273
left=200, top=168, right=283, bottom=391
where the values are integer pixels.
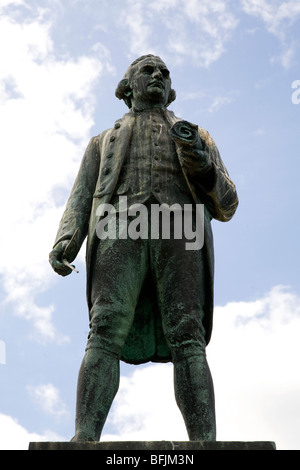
left=115, top=54, right=176, bottom=109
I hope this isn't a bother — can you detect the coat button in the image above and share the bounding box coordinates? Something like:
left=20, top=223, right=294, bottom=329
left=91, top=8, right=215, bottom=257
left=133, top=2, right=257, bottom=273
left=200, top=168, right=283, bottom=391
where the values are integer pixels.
left=114, top=123, right=121, bottom=129
left=107, top=152, right=113, bottom=158
left=110, top=136, right=116, bottom=142
left=103, top=167, right=110, bottom=175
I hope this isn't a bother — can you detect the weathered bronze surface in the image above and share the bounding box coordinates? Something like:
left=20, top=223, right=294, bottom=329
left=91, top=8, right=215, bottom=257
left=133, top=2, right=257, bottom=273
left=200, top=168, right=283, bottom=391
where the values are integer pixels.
left=29, top=441, right=276, bottom=451
left=49, top=55, right=238, bottom=442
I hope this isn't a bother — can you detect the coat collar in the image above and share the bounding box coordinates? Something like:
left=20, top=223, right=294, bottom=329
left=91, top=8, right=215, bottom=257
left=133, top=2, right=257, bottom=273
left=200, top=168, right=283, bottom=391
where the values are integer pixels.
left=118, top=108, right=181, bottom=126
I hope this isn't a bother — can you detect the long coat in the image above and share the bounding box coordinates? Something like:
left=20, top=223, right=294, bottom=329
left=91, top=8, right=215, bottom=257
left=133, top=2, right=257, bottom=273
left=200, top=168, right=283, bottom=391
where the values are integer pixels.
left=53, top=109, right=238, bottom=364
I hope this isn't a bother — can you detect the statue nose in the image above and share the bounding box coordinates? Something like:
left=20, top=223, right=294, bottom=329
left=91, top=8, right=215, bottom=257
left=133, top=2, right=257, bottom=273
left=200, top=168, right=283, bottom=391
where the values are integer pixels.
left=152, top=69, right=162, bottom=79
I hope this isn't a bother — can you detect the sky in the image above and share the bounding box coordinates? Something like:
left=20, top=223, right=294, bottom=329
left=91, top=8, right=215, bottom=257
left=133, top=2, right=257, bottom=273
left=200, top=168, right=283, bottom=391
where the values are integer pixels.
left=0, top=0, right=300, bottom=451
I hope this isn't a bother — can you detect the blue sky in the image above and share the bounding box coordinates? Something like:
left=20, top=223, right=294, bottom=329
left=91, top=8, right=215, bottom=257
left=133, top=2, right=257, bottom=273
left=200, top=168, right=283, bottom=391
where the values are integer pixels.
left=0, top=0, right=300, bottom=450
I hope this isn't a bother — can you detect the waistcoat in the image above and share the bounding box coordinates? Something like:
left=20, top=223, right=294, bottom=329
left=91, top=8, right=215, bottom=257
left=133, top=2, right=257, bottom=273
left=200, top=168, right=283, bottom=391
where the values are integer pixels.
left=111, top=108, right=193, bottom=209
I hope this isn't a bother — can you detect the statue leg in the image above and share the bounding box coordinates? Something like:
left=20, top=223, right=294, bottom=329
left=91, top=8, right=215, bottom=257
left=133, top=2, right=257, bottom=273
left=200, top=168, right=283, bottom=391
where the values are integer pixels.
left=150, top=234, right=216, bottom=440
left=71, top=236, right=148, bottom=441
left=71, top=348, right=120, bottom=442
left=173, top=351, right=216, bottom=441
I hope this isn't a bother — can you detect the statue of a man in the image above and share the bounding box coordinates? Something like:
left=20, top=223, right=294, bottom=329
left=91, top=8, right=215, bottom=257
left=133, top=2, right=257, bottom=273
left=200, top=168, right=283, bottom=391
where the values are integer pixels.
left=49, top=54, right=238, bottom=442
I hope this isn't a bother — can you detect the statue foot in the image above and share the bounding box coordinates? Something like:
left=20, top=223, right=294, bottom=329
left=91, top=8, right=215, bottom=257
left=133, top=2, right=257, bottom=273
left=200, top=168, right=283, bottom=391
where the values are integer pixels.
left=70, top=432, right=96, bottom=442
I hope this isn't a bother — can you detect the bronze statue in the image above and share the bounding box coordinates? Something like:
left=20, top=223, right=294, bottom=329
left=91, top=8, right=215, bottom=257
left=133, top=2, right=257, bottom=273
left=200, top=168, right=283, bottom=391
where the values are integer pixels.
left=49, top=55, right=238, bottom=442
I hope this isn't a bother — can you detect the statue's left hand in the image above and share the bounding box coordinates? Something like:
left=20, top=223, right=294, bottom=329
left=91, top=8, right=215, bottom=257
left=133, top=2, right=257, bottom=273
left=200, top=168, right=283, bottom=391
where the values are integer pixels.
left=171, top=120, right=211, bottom=171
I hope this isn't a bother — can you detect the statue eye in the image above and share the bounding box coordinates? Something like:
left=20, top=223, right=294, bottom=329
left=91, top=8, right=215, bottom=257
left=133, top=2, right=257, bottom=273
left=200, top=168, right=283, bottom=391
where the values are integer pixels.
left=161, top=68, right=170, bottom=78
left=142, top=65, right=154, bottom=75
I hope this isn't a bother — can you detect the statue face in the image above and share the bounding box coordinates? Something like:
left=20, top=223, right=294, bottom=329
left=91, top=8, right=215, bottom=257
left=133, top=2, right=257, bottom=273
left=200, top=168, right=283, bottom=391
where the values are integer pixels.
left=130, top=57, right=171, bottom=107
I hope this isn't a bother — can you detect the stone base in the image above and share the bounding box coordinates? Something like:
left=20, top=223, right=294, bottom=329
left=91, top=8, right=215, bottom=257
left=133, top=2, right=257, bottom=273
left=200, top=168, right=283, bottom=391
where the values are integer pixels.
left=29, top=440, right=276, bottom=451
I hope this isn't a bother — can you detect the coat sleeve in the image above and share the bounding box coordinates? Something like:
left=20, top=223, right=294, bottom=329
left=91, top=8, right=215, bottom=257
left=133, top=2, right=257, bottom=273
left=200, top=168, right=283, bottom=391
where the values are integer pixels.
left=52, top=135, right=101, bottom=260
left=174, top=124, right=238, bottom=222
left=195, top=128, right=239, bottom=222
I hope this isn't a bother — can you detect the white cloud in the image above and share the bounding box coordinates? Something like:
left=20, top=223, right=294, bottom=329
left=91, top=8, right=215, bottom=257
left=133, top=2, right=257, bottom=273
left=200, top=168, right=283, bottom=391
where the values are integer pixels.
left=102, top=286, right=300, bottom=450
left=242, top=0, right=300, bottom=36
left=118, top=0, right=238, bottom=68
left=242, top=0, right=300, bottom=67
left=178, top=89, right=239, bottom=115
left=118, top=0, right=152, bottom=57
left=271, top=43, right=297, bottom=69
left=208, top=285, right=300, bottom=450
left=0, top=5, right=108, bottom=342
left=27, top=383, right=68, bottom=418
left=0, top=413, right=65, bottom=450
left=103, top=363, right=188, bottom=442
left=207, top=91, right=239, bottom=113
left=0, top=0, right=25, bottom=9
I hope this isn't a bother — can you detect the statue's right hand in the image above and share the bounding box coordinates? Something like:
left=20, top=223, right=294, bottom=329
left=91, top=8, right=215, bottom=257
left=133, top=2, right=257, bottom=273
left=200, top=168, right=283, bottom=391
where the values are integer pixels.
left=49, top=240, right=73, bottom=277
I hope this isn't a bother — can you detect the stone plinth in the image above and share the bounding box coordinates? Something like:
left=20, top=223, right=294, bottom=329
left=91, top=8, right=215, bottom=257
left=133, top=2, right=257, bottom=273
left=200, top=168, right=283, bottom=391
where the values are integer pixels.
left=29, top=440, right=276, bottom=451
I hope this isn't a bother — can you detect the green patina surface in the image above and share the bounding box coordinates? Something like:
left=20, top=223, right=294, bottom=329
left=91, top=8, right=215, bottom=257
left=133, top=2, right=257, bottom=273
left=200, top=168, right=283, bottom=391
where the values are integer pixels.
left=49, top=54, right=239, bottom=443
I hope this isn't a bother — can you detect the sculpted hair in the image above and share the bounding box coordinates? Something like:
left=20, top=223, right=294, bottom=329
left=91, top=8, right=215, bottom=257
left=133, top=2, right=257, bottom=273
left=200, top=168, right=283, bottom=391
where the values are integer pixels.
left=115, top=54, right=176, bottom=108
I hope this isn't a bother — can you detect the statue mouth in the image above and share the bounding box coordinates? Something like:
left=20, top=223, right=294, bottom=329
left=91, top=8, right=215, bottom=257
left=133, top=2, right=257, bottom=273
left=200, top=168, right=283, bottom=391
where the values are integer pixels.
left=148, top=81, right=165, bottom=89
